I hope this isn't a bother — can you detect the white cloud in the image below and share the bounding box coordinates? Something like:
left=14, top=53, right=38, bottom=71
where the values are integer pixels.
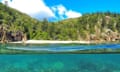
left=51, top=5, right=67, bottom=19
left=1, top=0, right=55, bottom=19
left=57, top=5, right=66, bottom=15
left=1, top=0, right=82, bottom=21
left=65, top=10, right=82, bottom=18
left=51, top=4, right=82, bottom=19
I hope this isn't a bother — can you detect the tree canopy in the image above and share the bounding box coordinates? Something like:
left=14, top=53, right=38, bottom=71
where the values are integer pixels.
left=0, top=3, right=120, bottom=42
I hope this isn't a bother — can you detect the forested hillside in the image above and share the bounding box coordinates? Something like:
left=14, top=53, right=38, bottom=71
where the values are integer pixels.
left=0, top=3, right=120, bottom=42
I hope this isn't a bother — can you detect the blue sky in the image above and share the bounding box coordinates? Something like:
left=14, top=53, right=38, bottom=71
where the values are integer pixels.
left=45, top=0, right=120, bottom=14
left=0, top=0, right=120, bottom=21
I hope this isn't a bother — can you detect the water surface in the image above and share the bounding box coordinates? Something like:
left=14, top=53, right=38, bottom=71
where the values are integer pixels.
left=6, top=43, right=120, bottom=52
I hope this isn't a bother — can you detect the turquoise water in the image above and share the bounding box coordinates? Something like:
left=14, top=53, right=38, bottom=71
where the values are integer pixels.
left=0, top=54, right=120, bottom=72
left=1, top=44, right=120, bottom=72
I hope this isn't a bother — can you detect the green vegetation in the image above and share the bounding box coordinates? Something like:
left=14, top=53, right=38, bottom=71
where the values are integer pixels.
left=0, top=3, right=120, bottom=43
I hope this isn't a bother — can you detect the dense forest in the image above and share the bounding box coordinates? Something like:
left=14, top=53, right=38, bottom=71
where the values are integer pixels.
left=0, top=3, right=120, bottom=43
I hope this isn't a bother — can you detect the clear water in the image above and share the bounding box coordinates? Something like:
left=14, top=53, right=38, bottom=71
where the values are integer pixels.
left=1, top=44, right=120, bottom=72
left=0, top=54, right=120, bottom=72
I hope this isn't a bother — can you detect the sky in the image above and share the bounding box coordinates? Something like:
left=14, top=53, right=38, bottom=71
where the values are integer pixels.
left=0, top=0, right=120, bottom=21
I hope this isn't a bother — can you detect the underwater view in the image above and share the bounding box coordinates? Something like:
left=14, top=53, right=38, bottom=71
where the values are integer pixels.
left=0, top=54, right=120, bottom=72
left=1, top=43, right=120, bottom=72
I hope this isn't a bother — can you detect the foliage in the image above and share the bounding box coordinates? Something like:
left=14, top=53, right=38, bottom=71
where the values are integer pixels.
left=0, top=3, right=120, bottom=42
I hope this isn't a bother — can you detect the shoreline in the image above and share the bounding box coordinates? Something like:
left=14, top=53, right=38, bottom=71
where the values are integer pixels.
left=9, top=40, right=91, bottom=44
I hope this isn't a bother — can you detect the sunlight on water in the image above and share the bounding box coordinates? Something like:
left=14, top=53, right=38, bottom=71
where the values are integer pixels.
left=0, top=54, right=120, bottom=72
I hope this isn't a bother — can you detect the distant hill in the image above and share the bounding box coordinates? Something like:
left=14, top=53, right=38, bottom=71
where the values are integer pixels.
left=0, top=3, right=120, bottom=42
left=59, top=12, right=120, bottom=42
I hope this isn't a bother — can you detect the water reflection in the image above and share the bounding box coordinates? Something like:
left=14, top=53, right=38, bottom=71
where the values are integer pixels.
left=6, top=43, right=120, bottom=52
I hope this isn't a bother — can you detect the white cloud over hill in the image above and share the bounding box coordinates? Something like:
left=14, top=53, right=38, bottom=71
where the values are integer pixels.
left=1, top=0, right=55, bottom=19
left=1, top=0, right=82, bottom=21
